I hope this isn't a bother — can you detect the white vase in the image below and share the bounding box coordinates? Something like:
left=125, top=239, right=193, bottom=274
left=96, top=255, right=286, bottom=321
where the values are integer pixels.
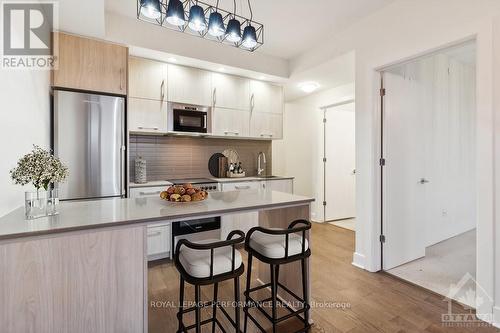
left=25, top=190, right=47, bottom=220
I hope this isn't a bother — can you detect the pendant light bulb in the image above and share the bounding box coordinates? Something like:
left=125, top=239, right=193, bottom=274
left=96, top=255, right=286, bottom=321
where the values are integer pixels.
left=225, top=18, right=241, bottom=43
left=242, top=25, right=257, bottom=49
left=166, top=0, right=186, bottom=26
left=140, top=0, right=161, bottom=20
left=208, top=12, right=225, bottom=37
left=188, top=4, right=207, bottom=32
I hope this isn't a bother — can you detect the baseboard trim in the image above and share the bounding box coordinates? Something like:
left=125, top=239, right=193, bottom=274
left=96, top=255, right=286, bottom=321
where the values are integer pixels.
left=352, top=252, right=365, bottom=269
left=493, top=306, right=500, bottom=328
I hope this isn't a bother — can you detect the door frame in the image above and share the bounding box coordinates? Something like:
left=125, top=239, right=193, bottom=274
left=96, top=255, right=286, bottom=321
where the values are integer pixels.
left=373, top=36, right=496, bottom=320
left=320, top=99, right=355, bottom=222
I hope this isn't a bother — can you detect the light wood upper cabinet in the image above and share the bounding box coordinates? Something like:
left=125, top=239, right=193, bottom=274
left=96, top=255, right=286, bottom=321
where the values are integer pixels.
left=250, top=112, right=283, bottom=139
left=128, top=98, right=168, bottom=134
left=52, top=32, right=127, bottom=95
left=212, top=73, right=250, bottom=110
left=213, top=108, right=250, bottom=137
left=129, top=57, right=167, bottom=101
left=249, top=80, right=283, bottom=114
left=167, top=64, right=212, bottom=106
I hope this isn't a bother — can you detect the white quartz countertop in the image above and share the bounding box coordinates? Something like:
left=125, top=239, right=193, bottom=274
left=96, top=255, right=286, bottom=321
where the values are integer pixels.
left=0, top=190, right=313, bottom=241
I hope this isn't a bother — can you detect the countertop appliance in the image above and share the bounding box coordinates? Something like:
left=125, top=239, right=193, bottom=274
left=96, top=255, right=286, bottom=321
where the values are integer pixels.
left=52, top=89, right=126, bottom=201
left=167, top=178, right=220, bottom=192
left=168, top=102, right=211, bottom=134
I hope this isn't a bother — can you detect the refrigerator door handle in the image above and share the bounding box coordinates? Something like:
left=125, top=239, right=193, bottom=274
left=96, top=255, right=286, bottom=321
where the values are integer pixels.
left=120, top=145, right=126, bottom=196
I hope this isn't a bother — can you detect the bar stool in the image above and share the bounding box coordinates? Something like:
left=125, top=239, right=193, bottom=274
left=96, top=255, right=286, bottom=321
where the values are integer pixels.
left=243, top=220, right=311, bottom=333
left=175, top=230, right=245, bottom=333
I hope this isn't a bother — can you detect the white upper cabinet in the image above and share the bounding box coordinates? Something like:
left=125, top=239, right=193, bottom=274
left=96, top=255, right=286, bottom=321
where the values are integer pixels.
left=212, top=73, right=250, bottom=110
left=213, top=108, right=250, bottom=137
left=167, top=64, right=212, bottom=106
left=249, top=80, right=283, bottom=114
left=128, top=57, right=167, bottom=101
left=250, top=112, right=283, bottom=139
left=128, top=98, right=168, bottom=134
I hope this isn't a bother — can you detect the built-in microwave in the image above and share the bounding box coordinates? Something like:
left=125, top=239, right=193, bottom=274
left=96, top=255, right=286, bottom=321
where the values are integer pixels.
left=168, top=102, right=211, bottom=134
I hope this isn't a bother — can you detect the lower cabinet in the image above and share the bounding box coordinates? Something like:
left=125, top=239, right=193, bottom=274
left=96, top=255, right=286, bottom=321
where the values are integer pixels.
left=220, top=179, right=293, bottom=239
left=129, top=186, right=171, bottom=260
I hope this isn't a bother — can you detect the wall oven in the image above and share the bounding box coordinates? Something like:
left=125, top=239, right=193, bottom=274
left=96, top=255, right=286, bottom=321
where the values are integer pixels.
left=168, top=102, right=211, bottom=134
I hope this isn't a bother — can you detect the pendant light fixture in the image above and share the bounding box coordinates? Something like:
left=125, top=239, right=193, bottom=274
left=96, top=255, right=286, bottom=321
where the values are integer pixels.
left=137, top=0, right=264, bottom=52
left=139, top=0, right=161, bottom=20
left=166, top=0, right=185, bottom=26
left=225, top=0, right=241, bottom=43
left=241, top=0, right=257, bottom=49
left=208, top=0, right=225, bottom=37
left=188, top=1, right=206, bottom=32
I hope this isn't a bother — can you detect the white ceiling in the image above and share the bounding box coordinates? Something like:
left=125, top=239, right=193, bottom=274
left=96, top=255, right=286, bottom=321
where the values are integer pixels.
left=105, top=0, right=394, bottom=60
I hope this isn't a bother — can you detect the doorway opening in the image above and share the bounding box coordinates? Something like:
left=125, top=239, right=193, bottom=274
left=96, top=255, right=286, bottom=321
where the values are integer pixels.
left=380, top=41, right=476, bottom=306
left=322, top=100, right=356, bottom=231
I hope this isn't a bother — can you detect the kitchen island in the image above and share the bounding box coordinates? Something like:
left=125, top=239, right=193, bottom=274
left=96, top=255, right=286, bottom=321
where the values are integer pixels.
left=0, top=190, right=313, bottom=333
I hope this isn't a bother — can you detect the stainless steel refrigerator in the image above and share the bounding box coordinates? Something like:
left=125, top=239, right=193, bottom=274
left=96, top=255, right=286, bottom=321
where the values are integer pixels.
left=53, top=90, right=126, bottom=201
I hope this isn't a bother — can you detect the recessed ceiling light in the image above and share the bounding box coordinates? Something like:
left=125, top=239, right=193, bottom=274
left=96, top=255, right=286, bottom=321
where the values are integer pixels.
left=218, top=67, right=226, bottom=72
left=298, top=81, right=320, bottom=93
left=259, top=76, right=266, bottom=80
left=168, top=57, right=177, bottom=62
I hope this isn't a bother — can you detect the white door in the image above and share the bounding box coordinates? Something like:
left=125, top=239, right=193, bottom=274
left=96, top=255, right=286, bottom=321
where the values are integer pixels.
left=382, top=62, right=430, bottom=270
left=324, top=102, right=356, bottom=221
left=250, top=112, right=283, bottom=139
left=249, top=80, right=283, bottom=114
left=128, top=57, right=167, bottom=101
left=212, top=108, right=250, bottom=137
left=128, top=98, right=168, bottom=134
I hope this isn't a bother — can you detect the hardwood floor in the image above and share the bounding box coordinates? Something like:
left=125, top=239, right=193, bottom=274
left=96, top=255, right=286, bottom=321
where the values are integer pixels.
left=148, top=223, right=499, bottom=333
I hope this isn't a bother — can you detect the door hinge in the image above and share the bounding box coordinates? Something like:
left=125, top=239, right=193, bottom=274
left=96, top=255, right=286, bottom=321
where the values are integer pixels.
left=380, top=88, right=386, bottom=96
left=323, top=157, right=327, bottom=163
left=323, top=201, right=327, bottom=206
left=379, top=158, right=386, bottom=166
left=380, top=234, right=386, bottom=243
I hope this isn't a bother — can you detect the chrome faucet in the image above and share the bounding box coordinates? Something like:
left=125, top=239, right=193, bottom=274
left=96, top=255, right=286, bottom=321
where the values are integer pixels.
left=257, top=152, right=267, bottom=176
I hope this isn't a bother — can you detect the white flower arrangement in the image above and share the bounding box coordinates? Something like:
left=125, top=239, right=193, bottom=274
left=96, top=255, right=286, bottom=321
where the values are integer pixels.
left=10, top=145, right=69, bottom=191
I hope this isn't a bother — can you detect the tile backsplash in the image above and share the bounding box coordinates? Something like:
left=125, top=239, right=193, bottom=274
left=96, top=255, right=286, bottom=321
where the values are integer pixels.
left=129, top=135, right=272, bottom=182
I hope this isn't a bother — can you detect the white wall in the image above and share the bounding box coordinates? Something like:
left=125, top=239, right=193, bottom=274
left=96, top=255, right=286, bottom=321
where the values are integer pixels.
left=273, top=83, right=354, bottom=221
left=0, top=70, right=51, bottom=217
left=290, top=0, right=500, bottom=323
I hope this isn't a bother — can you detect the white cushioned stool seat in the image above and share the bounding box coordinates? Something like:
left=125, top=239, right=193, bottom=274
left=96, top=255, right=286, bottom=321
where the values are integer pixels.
left=178, top=239, right=243, bottom=279
left=249, top=230, right=309, bottom=259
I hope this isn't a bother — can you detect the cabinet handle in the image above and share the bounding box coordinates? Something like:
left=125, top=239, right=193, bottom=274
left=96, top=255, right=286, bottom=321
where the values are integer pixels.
left=147, top=231, right=162, bottom=237
left=235, top=185, right=251, bottom=190
left=213, top=88, right=217, bottom=106
left=224, top=130, right=240, bottom=135
left=250, top=94, right=255, bottom=110
left=138, top=126, right=159, bottom=130
left=120, top=69, right=123, bottom=91
left=260, top=133, right=273, bottom=138
left=161, top=80, right=165, bottom=101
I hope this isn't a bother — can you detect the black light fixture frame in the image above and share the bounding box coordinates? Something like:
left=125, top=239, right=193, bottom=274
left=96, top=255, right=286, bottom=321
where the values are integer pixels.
left=137, top=0, right=264, bottom=52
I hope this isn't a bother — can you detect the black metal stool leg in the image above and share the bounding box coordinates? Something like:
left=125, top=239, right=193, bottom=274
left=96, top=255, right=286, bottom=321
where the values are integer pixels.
left=212, top=282, right=219, bottom=333
left=177, top=277, right=185, bottom=333
left=301, top=258, right=309, bottom=331
left=234, top=277, right=241, bottom=332
left=270, top=264, right=278, bottom=333
left=195, top=284, right=201, bottom=333
left=243, top=253, right=252, bottom=333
